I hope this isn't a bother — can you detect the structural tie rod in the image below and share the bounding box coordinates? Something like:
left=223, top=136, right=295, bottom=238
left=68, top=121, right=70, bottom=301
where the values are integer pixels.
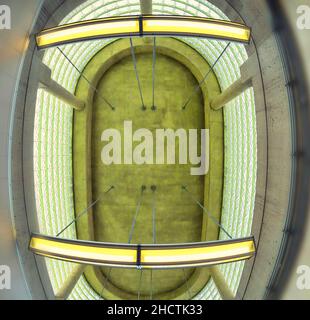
left=181, top=42, right=231, bottom=110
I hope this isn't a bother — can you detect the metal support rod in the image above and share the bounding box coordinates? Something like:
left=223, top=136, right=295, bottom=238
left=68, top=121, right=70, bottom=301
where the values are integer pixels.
left=56, top=186, right=114, bottom=237
left=129, top=38, right=146, bottom=110
left=137, top=269, right=143, bottom=300
left=98, top=268, right=113, bottom=300
left=182, top=268, right=192, bottom=299
left=182, top=186, right=232, bottom=239
left=128, top=186, right=146, bottom=244
left=100, top=186, right=145, bottom=300
left=57, top=47, right=115, bottom=110
left=151, top=37, right=156, bottom=110
left=181, top=42, right=231, bottom=110
left=151, top=185, right=157, bottom=244
left=150, top=185, right=157, bottom=300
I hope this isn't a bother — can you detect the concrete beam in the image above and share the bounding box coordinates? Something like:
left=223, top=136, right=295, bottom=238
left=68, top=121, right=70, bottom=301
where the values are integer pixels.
left=210, top=266, right=235, bottom=300
left=140, top=0, right=153, bottom=43
left=140, top=0, right=152, bottom=14
left=39, top=62, right=85, bottom=110
left=211, top=77, right=252, bottom=110
left=55, top=264, right=86, bottom=300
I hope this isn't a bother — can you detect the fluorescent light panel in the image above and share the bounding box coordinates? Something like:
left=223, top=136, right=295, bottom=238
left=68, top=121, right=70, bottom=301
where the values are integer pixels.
left=36, top=16, right=140, bottom=49
left=36, top=15, right=251, bottom=49
left=29, top=234, right=255, bottom=269
left=142, top=16, right=250, bottom=42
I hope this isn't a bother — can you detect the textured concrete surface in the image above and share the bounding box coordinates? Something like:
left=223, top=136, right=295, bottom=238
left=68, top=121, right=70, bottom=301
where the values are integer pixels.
left=73, top=38, right=223, bottom=299
left=93, top=52, right=204, bottom=296
left=280, top=0, right=310, bottom=300
left=2, top=0, right=62, bottom=300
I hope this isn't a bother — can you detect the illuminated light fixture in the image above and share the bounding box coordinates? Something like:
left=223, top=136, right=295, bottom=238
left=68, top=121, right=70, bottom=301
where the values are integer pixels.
left=141, top=238, right=255, bottom=268
left=36, top=16, right=141, bottom=49
left=29, top=234, right=137, bottom=267
left=36, top=15, right=251, bottom=49
left=142, top=15, right=250, bottom=43
left=29, top=234, right=255, bottom=269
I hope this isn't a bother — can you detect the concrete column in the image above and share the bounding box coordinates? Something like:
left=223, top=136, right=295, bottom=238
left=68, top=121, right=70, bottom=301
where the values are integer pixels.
left=39, top=62, right=85, bottom=110
left=55, top=264, right=86, bottom=300
left=211, top=77, right=252, bottom=110
left=210, top=266, right=235, bottom=300
left=140, top=0, right=153, bottom=43
left=140, top=0, right=152, bottom=14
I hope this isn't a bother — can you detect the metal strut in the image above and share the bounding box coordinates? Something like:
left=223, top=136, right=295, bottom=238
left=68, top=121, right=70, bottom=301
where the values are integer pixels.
left=182, top=185, right=232, bottom=239
left=57, top=47, right=115, bottom=110
left=182, top=42, right=231, bottom=110
left=55, top=186, right=114, bottom=237
left=129, top=38, right=146, bottom=110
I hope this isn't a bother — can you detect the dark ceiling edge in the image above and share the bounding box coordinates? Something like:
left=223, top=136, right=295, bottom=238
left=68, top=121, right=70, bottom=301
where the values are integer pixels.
left=10, top=0, right=67, bottom=300
left=264, top=0, right=310, bottom=299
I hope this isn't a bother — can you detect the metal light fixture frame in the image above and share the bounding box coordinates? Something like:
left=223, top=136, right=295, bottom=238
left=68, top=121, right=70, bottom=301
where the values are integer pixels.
left=36, top=15, right=251, bottom=49
left=29, top=233, right=256, bottom=269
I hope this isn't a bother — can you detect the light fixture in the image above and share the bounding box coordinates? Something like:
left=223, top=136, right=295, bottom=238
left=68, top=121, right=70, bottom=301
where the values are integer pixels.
left=29, top=234, right=255, bottom=269
left=36, top=16, right=141, bottom=49
left=36, top=15, right=251, bottom=49
left=29, top=234, right=137, bottom=267
left=141, top=238, right=255, bottom=268
left=142, top=15, right=250, bottom=42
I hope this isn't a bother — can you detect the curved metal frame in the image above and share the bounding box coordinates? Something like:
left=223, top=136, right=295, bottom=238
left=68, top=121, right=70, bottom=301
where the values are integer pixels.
left=36, top=15, right=251, bottom=49
left=29, top=233, right=256, bottom=269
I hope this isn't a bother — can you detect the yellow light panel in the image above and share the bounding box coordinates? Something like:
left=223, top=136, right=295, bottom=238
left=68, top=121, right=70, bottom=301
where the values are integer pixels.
left=142, top=16, right=250, bottom=43
left=29, top=234, right=255, bottom=269
left=141, top=239, right=255, bottom=269
left=36, top=17, right=140, bottom=49
left=36, top=15, right=250, bottom=49
left=29, top=235, right=137, bottom=267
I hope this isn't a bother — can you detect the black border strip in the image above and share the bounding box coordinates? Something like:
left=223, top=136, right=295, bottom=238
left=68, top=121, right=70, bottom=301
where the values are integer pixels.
left=136, top=244, right=142, bottom=268
left=138, top=15, right=143, bottom=37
